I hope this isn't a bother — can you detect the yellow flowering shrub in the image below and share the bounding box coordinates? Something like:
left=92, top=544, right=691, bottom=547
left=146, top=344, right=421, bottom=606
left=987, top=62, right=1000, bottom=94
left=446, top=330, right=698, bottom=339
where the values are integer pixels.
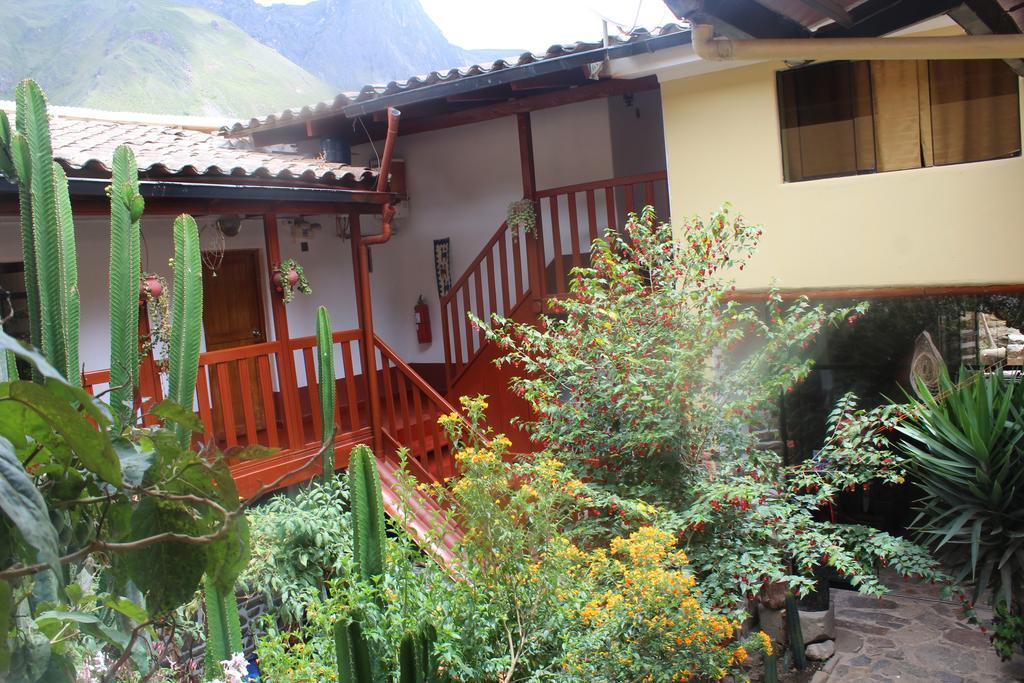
left=423, top=397, right=770, bottom=682
left=560, top=526, right=764, bottom=682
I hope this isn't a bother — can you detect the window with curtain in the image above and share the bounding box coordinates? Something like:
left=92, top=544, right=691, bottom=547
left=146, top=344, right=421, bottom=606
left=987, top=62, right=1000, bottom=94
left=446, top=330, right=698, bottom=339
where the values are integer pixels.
left=777, top=58, right=1021, bottom=182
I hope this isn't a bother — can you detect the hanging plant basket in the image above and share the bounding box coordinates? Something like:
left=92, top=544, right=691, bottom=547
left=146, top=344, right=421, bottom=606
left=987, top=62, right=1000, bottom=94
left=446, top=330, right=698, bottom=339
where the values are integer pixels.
left=139, top=273, right=164, bottom=303
left=272, top=259, right=312, bottom=304
left=507, top=198, right=537, bottom=239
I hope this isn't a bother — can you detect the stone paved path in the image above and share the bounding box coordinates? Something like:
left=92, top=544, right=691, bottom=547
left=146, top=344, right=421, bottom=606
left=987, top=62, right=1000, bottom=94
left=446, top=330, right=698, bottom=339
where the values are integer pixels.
left=824, top=575, right=1024, bottom=683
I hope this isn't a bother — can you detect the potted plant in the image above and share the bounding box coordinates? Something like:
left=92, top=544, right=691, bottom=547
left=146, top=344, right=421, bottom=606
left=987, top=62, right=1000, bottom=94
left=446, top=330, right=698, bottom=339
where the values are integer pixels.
left=506, top=198, right=537, bottom=239
left=272, top=258, right=312, bottom=304
left=139, top=272, right=171, bottom=365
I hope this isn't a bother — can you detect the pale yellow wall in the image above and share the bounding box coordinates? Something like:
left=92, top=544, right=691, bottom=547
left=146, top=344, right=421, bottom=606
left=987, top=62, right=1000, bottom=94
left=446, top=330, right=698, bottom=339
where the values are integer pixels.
left=660, top=60, right=1024, bottom=292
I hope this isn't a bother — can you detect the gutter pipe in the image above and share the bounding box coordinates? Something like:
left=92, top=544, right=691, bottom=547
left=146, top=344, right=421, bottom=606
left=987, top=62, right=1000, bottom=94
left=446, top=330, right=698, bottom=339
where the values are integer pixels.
left=361, top=107, right=400, bottom=454
left=691, top=23, right=1024, bottom=61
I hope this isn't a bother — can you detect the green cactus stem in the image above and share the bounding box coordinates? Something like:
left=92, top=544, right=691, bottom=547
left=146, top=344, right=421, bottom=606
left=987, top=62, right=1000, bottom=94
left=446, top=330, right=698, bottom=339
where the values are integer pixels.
left=203, top=578, right=243, bottom=681
left=107, top=145, right=143, bottom=426
left=785, top=591, right=807, bottom=670
left=316, top=305, right=336, bottom=480
left=349, top=444, right=386, bottom=586
left=335, top=617, right=374, bottom=683
left=165, top=214, right=203, bottom=448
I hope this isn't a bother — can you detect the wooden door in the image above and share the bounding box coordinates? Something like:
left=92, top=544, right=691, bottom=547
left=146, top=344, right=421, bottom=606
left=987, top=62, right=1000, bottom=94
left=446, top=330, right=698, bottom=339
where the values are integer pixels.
left=202, top=250, right=268, bottom=441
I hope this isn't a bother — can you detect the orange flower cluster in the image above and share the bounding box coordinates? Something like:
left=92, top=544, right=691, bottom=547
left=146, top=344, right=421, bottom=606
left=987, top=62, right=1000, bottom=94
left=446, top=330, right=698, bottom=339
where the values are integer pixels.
left=563, top=527, right=749, bottom=681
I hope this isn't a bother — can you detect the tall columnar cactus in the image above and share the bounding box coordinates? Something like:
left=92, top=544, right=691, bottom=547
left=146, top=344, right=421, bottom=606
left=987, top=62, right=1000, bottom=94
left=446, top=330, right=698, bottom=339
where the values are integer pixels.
left=203, top=577, right=244, bottom=680
left=785, top=591, right=807, bottom=670
left=166, top=214, right=203, bottom=448
left=334, top=446, right=448, bottom=683
left=1, top=80, right=79, bottom=383
left=316, top=305, right=337, bottom=480
left=349, top=444, right=386, bottom=585
left=108, top=145, right=144, bottom=425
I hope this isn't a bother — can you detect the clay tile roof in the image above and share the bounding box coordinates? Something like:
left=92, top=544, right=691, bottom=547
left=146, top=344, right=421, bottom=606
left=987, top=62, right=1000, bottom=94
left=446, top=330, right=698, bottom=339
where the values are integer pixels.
left=224, top=24, right=689, bottom=136
left=0, top=102, right=376, bottom=187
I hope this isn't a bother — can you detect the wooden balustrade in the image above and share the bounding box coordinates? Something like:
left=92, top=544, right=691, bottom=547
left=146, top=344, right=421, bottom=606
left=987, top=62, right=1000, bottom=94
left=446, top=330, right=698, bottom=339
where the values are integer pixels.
left=439, top=220, right=530, bottom=385
left=535, top=170, right=669, bottom=299
left=374, top=335, right=457, bottom=484
left=439, top=170, right=669, bottom=389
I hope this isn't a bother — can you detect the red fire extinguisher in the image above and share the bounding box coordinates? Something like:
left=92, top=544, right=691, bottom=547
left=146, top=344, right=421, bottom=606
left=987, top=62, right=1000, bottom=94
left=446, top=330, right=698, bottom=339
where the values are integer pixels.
left=415, top=296, right=432, bottom=344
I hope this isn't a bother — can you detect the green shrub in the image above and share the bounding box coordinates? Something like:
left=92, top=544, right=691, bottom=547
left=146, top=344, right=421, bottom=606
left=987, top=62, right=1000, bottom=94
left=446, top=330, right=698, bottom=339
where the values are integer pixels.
left=898, top=369, right=1024, bottom=658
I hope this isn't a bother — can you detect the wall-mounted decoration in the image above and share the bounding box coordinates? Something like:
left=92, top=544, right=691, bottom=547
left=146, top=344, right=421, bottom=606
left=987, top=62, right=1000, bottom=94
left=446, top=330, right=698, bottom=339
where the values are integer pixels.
left=434, top=238, right=451, bottom=298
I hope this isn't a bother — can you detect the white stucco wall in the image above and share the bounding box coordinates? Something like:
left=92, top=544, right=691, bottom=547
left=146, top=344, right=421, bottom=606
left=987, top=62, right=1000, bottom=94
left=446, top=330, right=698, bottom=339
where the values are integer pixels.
left=351, top=97, right=617, bottom=364
left=0, top=95, right=624, bottom=372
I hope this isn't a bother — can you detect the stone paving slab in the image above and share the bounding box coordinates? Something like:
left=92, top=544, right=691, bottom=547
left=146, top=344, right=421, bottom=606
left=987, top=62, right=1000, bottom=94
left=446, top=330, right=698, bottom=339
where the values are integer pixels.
left=824, top=582, right=1024, bottom=683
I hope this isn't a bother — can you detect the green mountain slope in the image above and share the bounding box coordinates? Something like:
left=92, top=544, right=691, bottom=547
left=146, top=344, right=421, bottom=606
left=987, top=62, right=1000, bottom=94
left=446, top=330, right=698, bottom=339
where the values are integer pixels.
left=0, top=0, right=338, bottom=117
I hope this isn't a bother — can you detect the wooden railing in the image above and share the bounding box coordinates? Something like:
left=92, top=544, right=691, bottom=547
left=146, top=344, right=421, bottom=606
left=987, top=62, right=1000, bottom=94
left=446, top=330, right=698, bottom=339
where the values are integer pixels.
left=81, top=328, right=369, bottom=459
left=535, top=170, right=669, bottom=299
left=439, top=170, right=670, bottom=389
left=374, top=335, right=457, bottom=484
left=439, top=220, right=531, bottom=385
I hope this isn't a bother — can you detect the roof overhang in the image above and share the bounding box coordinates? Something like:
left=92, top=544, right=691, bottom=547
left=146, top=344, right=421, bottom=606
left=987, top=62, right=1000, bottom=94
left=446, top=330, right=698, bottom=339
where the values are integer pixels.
left=225, top=27, right=692, bottom=146
left=0, top=176, right=396, bottom=216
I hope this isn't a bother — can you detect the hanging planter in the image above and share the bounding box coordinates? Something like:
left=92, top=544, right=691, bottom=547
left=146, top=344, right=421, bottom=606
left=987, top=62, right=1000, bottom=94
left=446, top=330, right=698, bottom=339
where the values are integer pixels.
left=139, top=272, right=171, bottom=368
left=139, top=272, right=164, bottom=303
left=272, top=258, right=312, bottom=304
left=506, top=198, right=537, bottom=239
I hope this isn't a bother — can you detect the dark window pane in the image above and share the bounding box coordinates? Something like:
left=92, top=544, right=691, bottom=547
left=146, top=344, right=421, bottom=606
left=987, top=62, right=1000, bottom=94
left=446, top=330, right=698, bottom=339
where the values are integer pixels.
left=778, top=61, right=871, bottom=181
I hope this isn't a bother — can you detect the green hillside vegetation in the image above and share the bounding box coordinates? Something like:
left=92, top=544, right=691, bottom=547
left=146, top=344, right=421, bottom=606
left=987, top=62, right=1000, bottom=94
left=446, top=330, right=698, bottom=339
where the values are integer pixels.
left=0, top=0, right=338, bottom=117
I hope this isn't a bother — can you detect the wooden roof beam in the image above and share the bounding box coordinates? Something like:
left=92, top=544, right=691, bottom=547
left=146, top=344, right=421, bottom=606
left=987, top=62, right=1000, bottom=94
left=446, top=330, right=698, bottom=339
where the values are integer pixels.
left=949, top=0, right=1024, bottom=76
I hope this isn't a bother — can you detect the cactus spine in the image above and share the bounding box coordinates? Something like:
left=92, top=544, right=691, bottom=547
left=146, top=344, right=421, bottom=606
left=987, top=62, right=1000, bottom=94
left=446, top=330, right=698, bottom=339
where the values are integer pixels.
left=107, top=146, right=143, bottom=425
left=316, top=305, right=336, bottom=480
left=785, top=592, right=807, bottom=670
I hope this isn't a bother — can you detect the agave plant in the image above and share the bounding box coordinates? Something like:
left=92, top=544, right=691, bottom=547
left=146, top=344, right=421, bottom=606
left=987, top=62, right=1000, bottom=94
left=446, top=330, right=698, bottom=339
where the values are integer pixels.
left=897, top=369, right=1024, bottom=613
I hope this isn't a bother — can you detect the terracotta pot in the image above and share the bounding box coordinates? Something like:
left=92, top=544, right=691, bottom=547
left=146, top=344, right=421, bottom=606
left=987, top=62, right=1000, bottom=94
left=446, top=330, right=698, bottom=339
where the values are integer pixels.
left=140, top=275, right=163, bottom=302
left=272, top=268, right=299, bottom=292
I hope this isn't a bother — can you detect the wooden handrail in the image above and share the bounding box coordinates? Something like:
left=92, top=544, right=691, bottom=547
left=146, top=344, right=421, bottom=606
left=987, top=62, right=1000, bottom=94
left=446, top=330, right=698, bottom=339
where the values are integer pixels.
left=288, top=328, right=363, bottom=351
left=445, top=287, right=533, bottom=389
left=374, top=335, right=458, bottom=416
left=534, top=170, right=668, bottom=199
left=197, top=340, right=281, bottom=365
left=440, top=221, right=511, bottom=309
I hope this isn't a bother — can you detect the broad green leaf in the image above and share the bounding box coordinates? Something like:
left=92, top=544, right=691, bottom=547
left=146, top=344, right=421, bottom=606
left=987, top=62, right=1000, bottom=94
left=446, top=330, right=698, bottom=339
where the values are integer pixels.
left=9, top=381, right=121, bottom=486
left=149, top=399, right=203, bottom=434
left=0, top=436, right=60, bottom=577
left=112, top=438, right=153, bottom=488
left=124, top=498, right=207, bottom=615
left=101, top=595, right=149, bottom=624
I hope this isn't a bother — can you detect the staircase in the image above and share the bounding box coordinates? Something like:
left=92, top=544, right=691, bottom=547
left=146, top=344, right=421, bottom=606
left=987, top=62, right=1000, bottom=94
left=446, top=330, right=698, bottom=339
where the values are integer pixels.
left=438, top=171, right=670, bottom=445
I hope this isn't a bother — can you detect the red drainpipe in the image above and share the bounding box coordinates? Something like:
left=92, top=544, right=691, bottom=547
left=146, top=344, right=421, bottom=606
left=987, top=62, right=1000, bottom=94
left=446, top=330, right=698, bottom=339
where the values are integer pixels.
left=361, top=107, right=400, bottom=455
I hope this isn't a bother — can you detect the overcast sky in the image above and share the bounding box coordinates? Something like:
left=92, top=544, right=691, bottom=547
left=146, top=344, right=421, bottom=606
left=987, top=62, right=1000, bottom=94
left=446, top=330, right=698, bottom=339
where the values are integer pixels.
left=254, top=0, right=679, bottom=51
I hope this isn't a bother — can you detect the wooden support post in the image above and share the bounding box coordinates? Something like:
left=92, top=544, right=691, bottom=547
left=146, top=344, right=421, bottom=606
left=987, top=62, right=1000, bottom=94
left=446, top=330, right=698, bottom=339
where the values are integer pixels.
left=263, top=214, right=304, bottom=449
left=352, top=213, right=384, bottom=455
left=517, top=112, right=545, bottom=309
left=348, top=212, right=374, bottom=441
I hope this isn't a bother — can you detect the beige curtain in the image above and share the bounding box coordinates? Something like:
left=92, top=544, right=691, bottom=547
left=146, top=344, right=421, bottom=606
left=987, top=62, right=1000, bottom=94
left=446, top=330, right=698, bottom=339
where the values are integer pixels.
left=871, top=61, right=925, bottom=172
left=929, top=59, right=1022, bottom=166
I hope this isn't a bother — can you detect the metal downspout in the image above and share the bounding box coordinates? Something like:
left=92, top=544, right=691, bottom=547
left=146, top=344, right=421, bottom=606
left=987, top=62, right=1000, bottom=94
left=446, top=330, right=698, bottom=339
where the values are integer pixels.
left=361, top=107, right=401, bottom=455
left=691, top=23, right=1024, bottom=61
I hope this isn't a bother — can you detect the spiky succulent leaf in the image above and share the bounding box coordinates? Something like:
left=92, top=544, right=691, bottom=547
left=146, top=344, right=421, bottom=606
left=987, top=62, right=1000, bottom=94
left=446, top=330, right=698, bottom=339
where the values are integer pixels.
left=166, top=214, right=203, bottom=448
left=316, top=305, right=336, bottom=480
left=348, top=444, right=386, bottom=585
left=898, top=370, right=1024, bottom=608
left=108, top=146, right=143, bottom=425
